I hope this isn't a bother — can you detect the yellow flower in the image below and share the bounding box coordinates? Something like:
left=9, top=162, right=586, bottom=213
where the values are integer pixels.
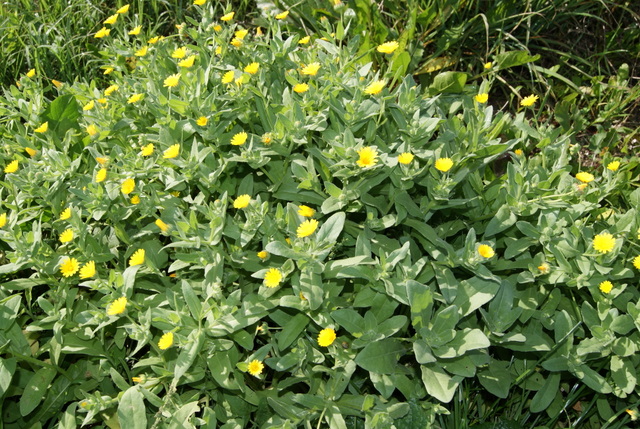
left=435, top=157, right=453, bottom=172
left=80, top=261, right=96, bottom=279
left=244, top=62, right=260, bottom=74
left=121, top=178, right=135, bottom=195
left=261, top=133, right=272, bottom=144
left=105, top=84, right=119, bottom=96
left=222, top=70, right=235, bottom=84
left=576, top=172, right=594, bottom=183
left=104, top=14, right=118, bottom=25
left=96, top=157, right=108, bottom=165
left=163, top=144, right=180, bottom=159
left=194, top=0, right=206, bottom=4
left=60, top=207, right=71, bottom=220
left=356, top=146, right=378, bottom=168
left=59, top=228, right=74, bottom=243
left=297, top=219, right=319, bottom=238
left=148, top=36, right=161, bottom=44
left=4, top=160, right=18, bottom=174
left=293, top=83, right=309, bottom=93
left=633, top=255, right=640, bottom=270
left=478, top=244, right=495, bottom=258
left=129, top=248, right=145, bottom=266
left=397, top=153, right=414, bottom=165
left=129, top=25, right=141, bottom=35
left=607, top=161, right=620, bottom=172
left=247, top=359, right=264, bottom=377
left=94, top=27, right=110, bottom=38
left=301, top=62, right=320, bottom=76
left=178, top=55, right=196, bottom=68
left=196, top=116, right=208, bottom=126
left=521, top=94, right=539, bottom=107
left=60, top=257, right=79, bottom=277
left=117, top=4, right=130, bottom=14
left=95, top=168, right=107, bottom=183
left=52, top=79, right=64, bottom=89
left=317, top=328, right=336, bottom=347
left=299, top=35, right=311, bottom=44
left=0, top=213, right=7, bottom=228
left=141, top=143, right=154, bottom=156
left=35, top=122, right=48, bottom=133
left=376, top=41, right=399, bottom=54
left=131, top=375, right=145, bottom=383
left=298, top=205, right=315, bottom=217
left=275, top=10, right=289, bottom=19
left=231, top=131, right=248, bottom=146
left=97, top=98, right=108, bottom=104
left=599, top=280, right=613, bottom=294
left=85, top=124, right=98, bottom=136
left=130, top=195, right=141, bottom=205
left=257, top=251, right=268, bottom=260
left=25, top=147, right=37, bottom=157
left=83, top=100, right=95, bottom=110
left=127, top=93, right=143, bottom=104
left=213, top=25, right=222, bottom=32
left=135, top=46, right=148, bottom=57
left=577, top=183, right=588, bottom=191
left=484, top=62, right=493, bottom=69
left=26, top=68, right=36, bottom=78
left=233, top=194, right=251, bottom=209
left=155, top=219, right=170, bottom=232
left=171, top=47, right=187, bottom=59
left=158, top=332, right=174, bottom=350
left=593, top=232, right=615, bottom=254
left=626, top=409, right=638, bottom=421
left=163, top=73, right=181, bottom=88
left=235, top=29, right=249, bottom=39
left=475, top=93, right=489, bottom=103
left=514, top=149, right=524, bottom=155
left=103, top=67, right=114, bottom=75
left=364, top=80, right=386, bottom=95
left=538, top=263, right=550, bottom=274
left=230, top=37, right=243, bottom=48
left=264, top=268, right=283, bottom=288
left=221, top=12, right=235, bottom=21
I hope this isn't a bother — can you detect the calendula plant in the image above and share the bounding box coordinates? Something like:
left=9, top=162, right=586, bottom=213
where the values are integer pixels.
left=0, top=1, right=638, bottom=428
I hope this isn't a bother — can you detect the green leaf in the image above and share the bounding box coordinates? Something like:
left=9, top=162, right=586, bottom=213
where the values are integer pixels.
left=0, top=294, right=21, bottom=327
left=117, top=386, right=147, bottom=429
left=429, top=72, right=467, bottom=94
left=355, top=339, right=405, bottom=374
left=573, top=364, right=612, bottom=394
left=530, top=372, right=560, bottom=413
left=43, top=94, right=80, bottom=137
left=174, top=329, right=204, bottom=383
left=316, top=211, right=345, bottom=244
left=453, top=276, right=500, bottom=317
left=495, top=50, right=540, bottom=70
left=168, top=401, right=199, bottom=429
left=276, top=313, right=309, bottom=351
left=266, top=241, right=304, bottom=259
left=420, top=364, right=461, bottom=403
left=477, top=360, right=512, bottom=398
left=20, top=367, right=57, bottom=416
left=407, top=280, right=433, bottom=330
left=484, top=205, right=517, bottom=237
left=0, top=358, right=16, bottom=398
left=182, top=280, right=202, bottom=320
left=331, top=309, right=365, bottom=337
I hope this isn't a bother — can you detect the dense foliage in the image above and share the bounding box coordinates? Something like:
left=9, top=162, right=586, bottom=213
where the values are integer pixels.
left=0, top=1, right=639, bottom=428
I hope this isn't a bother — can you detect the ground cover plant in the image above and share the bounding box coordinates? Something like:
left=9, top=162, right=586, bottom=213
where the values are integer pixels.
left=0, top=1, right=639, bottom=428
